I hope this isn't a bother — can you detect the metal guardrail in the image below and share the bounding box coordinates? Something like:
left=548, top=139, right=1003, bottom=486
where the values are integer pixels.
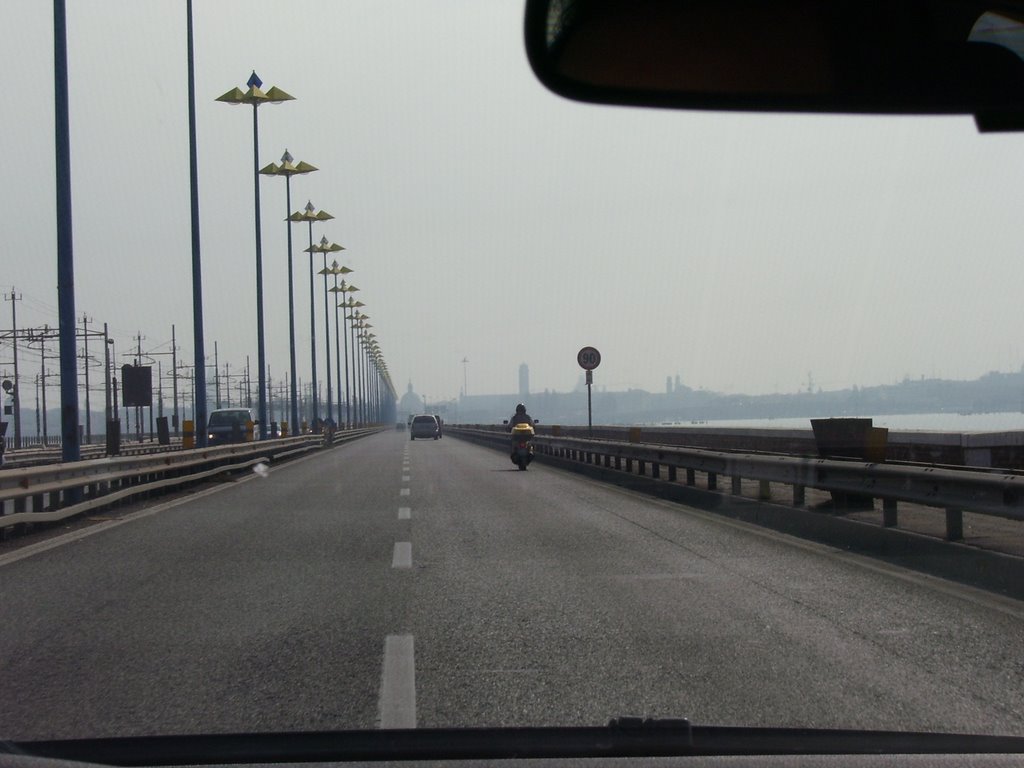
left=448, top=427, right=1024, bottom=541
left=3, top=442, right=182, bottom=470
left=0, top=428, right=382, bottom=534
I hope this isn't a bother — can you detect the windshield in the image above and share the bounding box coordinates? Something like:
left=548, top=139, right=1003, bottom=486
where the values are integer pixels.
left=208, top=411, right=250, bottom=427
left=3, top=0, right=1024, bottom=749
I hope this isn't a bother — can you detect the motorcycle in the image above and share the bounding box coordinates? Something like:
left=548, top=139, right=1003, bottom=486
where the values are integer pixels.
left=508, top=422, right=535, bottom=470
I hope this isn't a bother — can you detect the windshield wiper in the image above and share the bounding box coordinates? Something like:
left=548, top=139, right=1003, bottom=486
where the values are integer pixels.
left=6, top=718, right=1024, bottom=765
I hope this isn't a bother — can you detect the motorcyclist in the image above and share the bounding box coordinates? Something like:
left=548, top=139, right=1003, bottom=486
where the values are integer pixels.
left=506, top=403, right=534, bottom=431
left=506, top=403, right=535, bottom=466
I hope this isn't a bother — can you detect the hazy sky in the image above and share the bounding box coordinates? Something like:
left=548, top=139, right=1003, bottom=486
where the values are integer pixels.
left=4, top=1, right=1024, bottom=407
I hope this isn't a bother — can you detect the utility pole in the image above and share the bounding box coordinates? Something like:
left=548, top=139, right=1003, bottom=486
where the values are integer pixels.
left=32, top=329, right=51, bottom=442
left=246, top=355, right=252, bottom=407
left=171, top=324, right=179, bottom=436
left=103, top=323, right=112, bottom=423
left=214, top=341, right=221, bottom=409
left=135, top=331, right=145, bottom=442
left=4, top=289, right=23, bottom=448
left=81, top=313, right=92, bottom=443
left=267, top=367, right=273, bottom=422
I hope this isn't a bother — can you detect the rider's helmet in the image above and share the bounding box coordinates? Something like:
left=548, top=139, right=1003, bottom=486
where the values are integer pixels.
left=515, top=403, right=526, bottom=414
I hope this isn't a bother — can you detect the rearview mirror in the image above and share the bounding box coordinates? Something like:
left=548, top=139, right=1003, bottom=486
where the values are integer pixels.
left=524, top=0, right=1024, bottom=130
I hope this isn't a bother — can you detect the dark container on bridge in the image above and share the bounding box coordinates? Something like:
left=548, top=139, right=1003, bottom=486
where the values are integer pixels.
left=810, top=418, right=889, bottom=509
left=156, top=416, right=170, bottom=446
left=106, top=419, right=121, bottom=456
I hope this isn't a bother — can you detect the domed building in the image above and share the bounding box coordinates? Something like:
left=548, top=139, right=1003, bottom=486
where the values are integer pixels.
left=398, top=381, right=424, bottom=422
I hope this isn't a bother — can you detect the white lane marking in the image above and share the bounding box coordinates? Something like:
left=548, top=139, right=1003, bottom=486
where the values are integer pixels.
left=379, top=634, right=416, bottom=729
left=398, top=507, right=411, bottom=520
left=400, top=488, right=410, bottom=496
left=402, top=475, right=411, bottom=482
left=392, top=542, right=412, bottom=569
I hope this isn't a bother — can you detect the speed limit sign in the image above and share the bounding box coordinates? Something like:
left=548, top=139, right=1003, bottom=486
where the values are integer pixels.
left=577, top=346, right=601, bottom=370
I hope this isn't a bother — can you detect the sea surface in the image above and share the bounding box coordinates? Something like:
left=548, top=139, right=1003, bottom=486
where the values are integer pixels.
left=655, top=412, right=1024, bottom=433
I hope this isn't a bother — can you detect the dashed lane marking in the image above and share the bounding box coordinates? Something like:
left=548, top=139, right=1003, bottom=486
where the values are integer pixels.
left=379, top=634, right=416, bottom=728
left=392, top=542, right=412, bottom=569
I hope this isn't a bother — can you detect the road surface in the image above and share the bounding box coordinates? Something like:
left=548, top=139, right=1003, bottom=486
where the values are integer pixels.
left=2, top=430, right=1023, bottom=739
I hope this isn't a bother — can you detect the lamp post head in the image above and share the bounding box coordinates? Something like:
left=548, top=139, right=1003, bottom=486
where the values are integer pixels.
left=264, top=86, right=295, bottom=103
left=288, top=203, right=333, bottom=223
left=263, top=153, right=317, bottom=178
left=217, top=74, right=294, bottom=106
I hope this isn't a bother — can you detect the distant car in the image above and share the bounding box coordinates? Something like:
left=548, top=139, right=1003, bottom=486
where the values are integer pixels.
left=207, top=408, right=255, bottom=446
left=409, top=414, right=439, bottom=440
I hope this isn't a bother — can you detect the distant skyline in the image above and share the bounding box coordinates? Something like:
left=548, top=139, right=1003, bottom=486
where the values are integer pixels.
left=4, top=1, right=1024, bottom=407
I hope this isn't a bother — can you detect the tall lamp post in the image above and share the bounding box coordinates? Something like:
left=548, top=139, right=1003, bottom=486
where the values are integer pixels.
left=291, top=204, right=335, bottom=421
left=345, top=303, right=366, bottom=427
left=329, top=274, right=358, bottom=428
left=259, top=150, right=317, bottom=432
left=339, top=294, right=363, bottom=428
left=186, top=0, right=208, bottom=447
left=356, top=319, right=372, bottom=428
left=363, top=331, right=378, bottom=426
left=368, top=343, right=382, bottom=423
left=306, top=236, right=345, bottom=426
left=323, top=266, right=354, bottom=427
left=216, top=72, right=294, bottom=439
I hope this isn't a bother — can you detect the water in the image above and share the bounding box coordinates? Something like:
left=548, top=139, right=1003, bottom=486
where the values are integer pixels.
left=658, top=412, right=1024, bottom=433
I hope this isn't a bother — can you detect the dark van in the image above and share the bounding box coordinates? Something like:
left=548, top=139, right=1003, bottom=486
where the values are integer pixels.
left=409, top=414, right=439, bottom=440
left=207, top=408, right=255, bottom=446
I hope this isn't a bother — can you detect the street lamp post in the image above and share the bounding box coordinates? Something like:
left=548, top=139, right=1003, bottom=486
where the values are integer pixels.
left=307, top=236, right=345, bottom=426
left=357, top=322, right=374, bottom=427
left=352, top=319, right=364, bottom=427
left=339, top=294, right=363, bottom=428
left=327, top=272, right=360, bottom=428
left=368, top=343, right=382, bottom=423
left=260, top=151, right=317, bottom=431
left=186, top=0, right=207, bottom=447
left=324, top=267, right=355, bottom=428
left=291, top=204, right=335, bottom=423
left=364, top=332, right=378, bottom=425
left=344, top=302, right=365, bottom=427
left=366, top=335, right=379, bottom=424
left=216, top=72, right=294, bottom=440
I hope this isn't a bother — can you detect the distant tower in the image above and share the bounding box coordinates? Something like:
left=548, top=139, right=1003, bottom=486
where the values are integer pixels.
left=519, top=363, right=529, bottom=398
left=666, top=376, right=673, bottom=394
left=675, top=374, right=682, bottom=391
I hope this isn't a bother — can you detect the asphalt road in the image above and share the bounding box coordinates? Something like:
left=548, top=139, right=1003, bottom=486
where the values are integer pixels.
left=2, top=430, right=1023, bottom=740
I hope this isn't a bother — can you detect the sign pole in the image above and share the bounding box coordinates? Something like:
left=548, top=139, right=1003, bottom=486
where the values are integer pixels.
left=586, top=370, right=593, bottom=435
left=577, top=346, right=601, bottom=438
